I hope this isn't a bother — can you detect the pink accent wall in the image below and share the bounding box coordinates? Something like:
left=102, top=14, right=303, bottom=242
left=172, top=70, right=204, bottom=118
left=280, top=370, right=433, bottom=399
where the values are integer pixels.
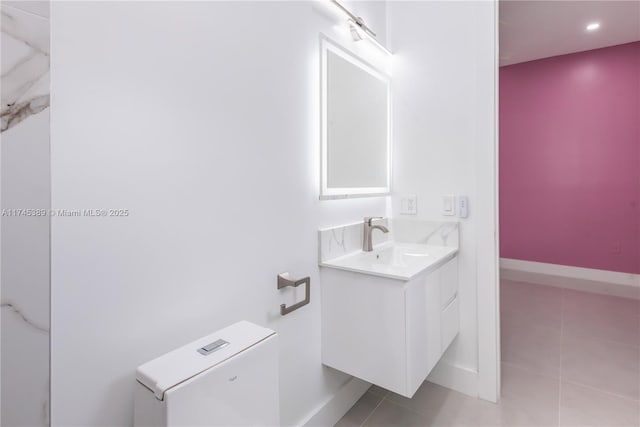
left=500, top=42, right=640, bottom=274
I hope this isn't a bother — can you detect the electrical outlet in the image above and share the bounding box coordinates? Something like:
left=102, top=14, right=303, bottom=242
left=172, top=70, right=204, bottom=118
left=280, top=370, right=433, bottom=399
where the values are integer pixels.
left=400, top=195, right=417, bottom=215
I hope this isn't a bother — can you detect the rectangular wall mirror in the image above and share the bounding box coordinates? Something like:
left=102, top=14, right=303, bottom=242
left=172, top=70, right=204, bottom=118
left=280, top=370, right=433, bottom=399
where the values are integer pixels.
left=320, top=36, right=391, bottom=199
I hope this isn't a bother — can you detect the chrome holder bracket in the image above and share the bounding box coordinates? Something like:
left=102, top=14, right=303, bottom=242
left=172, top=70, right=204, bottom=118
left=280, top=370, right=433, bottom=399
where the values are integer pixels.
left=277, top=272, right=310, bottom=316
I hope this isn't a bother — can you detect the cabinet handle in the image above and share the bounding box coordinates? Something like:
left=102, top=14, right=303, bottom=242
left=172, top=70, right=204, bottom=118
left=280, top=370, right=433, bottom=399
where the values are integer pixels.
left=277, top=273, right=310, bottom=316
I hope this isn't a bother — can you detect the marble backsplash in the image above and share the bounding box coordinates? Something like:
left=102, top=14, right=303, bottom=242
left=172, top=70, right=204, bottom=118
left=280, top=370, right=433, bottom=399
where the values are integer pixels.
left=1, top=1, right=50, bottom=426
left=390, top=218, right=459, bottom=247
left=318, top=218, right=391, bottom=263
left=1, top=1, right=50, bottom=132
left=319, top=218, right=459, bottom=263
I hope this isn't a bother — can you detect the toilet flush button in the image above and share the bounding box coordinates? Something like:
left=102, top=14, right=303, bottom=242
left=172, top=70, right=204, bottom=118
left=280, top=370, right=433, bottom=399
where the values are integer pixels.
left=197, top=339, right=230, bottom=355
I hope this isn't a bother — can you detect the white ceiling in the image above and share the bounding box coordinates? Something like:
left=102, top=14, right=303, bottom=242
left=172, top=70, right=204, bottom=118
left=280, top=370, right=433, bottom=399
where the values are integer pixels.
left=499, top=0, right=640, bottom=66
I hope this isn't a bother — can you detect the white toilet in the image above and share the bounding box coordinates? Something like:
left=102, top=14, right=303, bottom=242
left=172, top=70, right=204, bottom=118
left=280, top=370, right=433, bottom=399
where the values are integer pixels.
left=134, top=321, right=280, bottom=426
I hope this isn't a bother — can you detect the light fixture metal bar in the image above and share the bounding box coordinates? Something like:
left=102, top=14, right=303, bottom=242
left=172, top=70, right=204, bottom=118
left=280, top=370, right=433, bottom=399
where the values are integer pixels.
left=330, top=0, right=377, bottom=38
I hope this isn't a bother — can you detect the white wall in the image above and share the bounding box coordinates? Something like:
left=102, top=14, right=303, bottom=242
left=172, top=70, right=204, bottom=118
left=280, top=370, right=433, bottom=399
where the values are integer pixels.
left=50, top=2, right=392, bottom=426
left=388, top=1, right=499, bottom=401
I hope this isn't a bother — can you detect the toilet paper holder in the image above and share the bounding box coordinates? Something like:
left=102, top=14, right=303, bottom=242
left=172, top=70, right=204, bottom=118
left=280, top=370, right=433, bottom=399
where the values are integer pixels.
left=277, top=272, right=310, bottom=316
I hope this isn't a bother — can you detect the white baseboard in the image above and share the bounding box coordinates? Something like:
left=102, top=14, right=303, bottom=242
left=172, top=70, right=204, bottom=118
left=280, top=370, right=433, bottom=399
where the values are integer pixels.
left=301, top=376, right=370, bottom=427
left=500, top=258, right=640, bottom=299
left=426, top=360, right=478, bottom=400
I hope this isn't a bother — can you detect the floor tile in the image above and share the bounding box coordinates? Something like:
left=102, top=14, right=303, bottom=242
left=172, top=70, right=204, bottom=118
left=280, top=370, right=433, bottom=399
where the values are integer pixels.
left=335, top=392, right=384, bottom=427
left=451, top=396, right=502, bottom=426
left=387, top=381, right=501, bottom=426
left=563, top=288, right=640, bottom=318
left=501, top=290, right=562, bottom=331
left=559, top=381, right=640, bottom=426
left=368, top=385, right=390, bottom=398
left=386, top=380, right=467, bottom=419
left=501, top=279, right=564, bottom=300
left=362, top=400, right=429, bottom=427
left=499, top=364, right=560, bottom=426
left=563, top=304, right=640, bottom=347
left=501, top=321, right=562, bottom=378
left=562, top=335, right=640, bottom=400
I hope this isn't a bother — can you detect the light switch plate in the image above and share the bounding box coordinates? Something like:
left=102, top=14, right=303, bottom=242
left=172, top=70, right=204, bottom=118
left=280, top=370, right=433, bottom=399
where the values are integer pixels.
left=442, top=195, right=455, bottom=216
left=458, top=195, right=469, bottom=218
left=400, top=195, right=417, bottom=215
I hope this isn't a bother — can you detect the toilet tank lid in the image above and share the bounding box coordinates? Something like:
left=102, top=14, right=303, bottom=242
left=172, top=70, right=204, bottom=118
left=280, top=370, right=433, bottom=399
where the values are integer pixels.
left=136, top=320, right=276, bottom=400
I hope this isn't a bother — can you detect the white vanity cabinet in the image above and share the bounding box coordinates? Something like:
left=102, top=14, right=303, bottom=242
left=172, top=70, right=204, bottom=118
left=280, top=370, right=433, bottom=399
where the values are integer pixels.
left=321, top=257, right=459, bottom=398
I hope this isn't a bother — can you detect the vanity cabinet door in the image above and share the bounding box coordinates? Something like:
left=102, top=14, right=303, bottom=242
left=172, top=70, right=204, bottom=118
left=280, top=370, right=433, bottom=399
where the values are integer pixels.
left=441, top=297, right=459, bottom=351
left=321, top=268, right=408, bottom=395
left=405, top=257, right=460, bottom=396
left=440, top=257, right=458, bottom=308
left=405, top=269, right=442, bottom=396
left=440, top=258, right=459, bottom=351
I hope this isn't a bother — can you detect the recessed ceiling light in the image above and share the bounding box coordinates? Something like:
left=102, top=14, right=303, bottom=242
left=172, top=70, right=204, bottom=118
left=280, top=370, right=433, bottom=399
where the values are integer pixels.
left=586, top=22, right=600, bottom=31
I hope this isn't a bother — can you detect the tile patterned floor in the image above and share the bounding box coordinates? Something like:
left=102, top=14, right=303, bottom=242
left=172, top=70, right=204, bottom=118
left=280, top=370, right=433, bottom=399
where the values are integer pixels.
left=335, top=279, right=640, bottom=426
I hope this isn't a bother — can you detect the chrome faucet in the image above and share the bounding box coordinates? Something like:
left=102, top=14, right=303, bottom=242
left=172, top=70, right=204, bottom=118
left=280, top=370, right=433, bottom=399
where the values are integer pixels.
left=363, top=217, right=389, bottom=252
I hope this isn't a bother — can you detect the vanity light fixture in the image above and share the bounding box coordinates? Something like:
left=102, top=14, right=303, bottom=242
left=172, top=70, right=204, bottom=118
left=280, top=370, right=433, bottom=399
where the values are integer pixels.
left=348, top=19, right=393, bottom=56
left=329, top=0, right=392, bottom=56
left=586, top=22, right=600, bottom=31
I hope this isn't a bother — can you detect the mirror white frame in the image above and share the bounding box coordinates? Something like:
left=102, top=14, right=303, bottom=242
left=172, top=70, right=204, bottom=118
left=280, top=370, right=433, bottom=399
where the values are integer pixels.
left=320, top=35, right=391, bottom=199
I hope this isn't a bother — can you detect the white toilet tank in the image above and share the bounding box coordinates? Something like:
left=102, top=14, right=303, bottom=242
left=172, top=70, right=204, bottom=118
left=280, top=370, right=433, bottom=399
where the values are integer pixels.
left=134, top=321, right=279, bottom=426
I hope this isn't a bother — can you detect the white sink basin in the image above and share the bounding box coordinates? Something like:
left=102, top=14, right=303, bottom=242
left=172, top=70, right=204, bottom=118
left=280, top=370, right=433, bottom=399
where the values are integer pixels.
left=320, top=242, right=458, bottom=281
